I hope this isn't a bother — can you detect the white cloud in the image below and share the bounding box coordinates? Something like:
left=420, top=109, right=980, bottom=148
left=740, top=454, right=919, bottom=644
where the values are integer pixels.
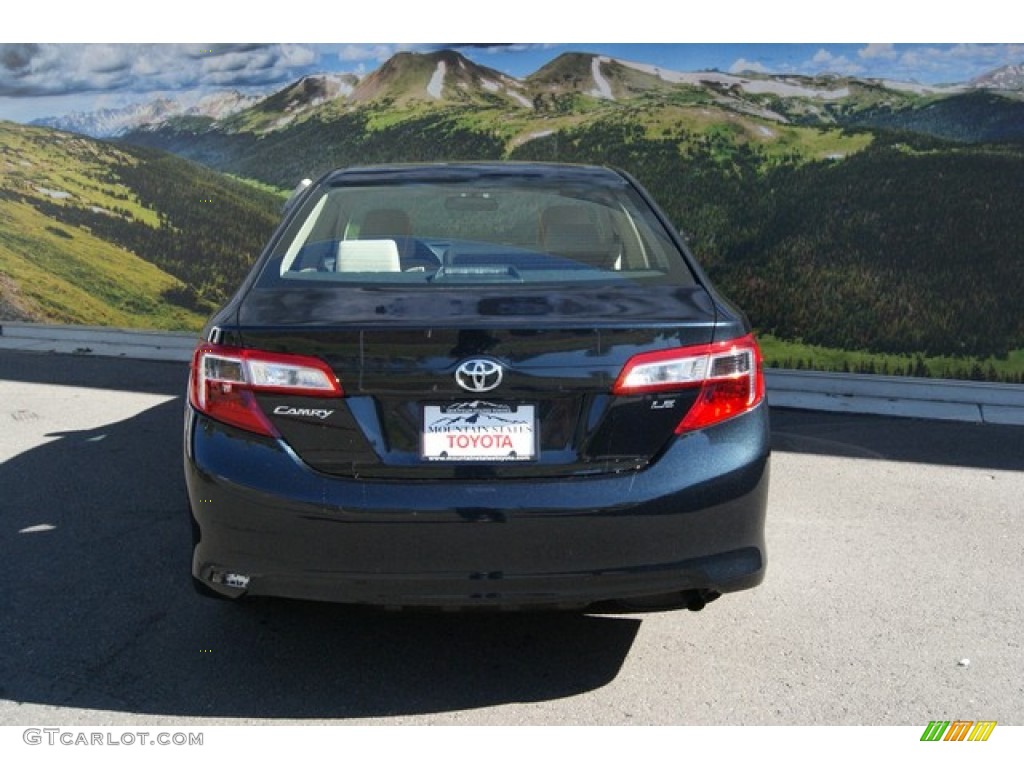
left=336, top=44, right=411, bottom=63
left=730, top=58, right=769, bottom=74
left=808, top=48, right=865, bottom=76
left=858, top=44, right=898, bottom=61
left=810, top=49, right=833, bottom=65
left=279, top=44, right=318, bottom=68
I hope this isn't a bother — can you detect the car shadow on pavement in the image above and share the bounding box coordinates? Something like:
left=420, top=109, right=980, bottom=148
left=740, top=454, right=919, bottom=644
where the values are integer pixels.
left=770, top=408, right=1024, bottom=472
left=0, top=393, right=640, bottom=720
left=0, top=351, right=189, bottom=397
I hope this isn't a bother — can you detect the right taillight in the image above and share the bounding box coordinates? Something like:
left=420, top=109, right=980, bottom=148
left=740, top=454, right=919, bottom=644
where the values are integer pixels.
left=612, top=333, right=765, bottom=434
left=188, top=343, right=343, bottom=437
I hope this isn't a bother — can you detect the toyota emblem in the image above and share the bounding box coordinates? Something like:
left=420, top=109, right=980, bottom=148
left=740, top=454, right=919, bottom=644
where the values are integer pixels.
left=455, top=359, right=503, bottom=393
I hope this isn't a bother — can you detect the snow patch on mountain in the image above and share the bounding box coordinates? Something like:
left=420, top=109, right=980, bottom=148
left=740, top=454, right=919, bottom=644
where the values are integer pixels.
left=427, top=61, right=446, bottom=99
left=509, top=90, right=533, bottom=109
left=510, top=128, right=554, bottom=149
left=479, top=75, right=536, bottom=108
left=287, top=74, right=355, bottom=111
left=190, top=90, right=264, bottom=119
left=745, top=79, right=849, bottom=100
left=880, top=79, right=964, bottom=95
left=35, top=186, right=72, bottom=199
left=589, top=56, right=615, bottom=100
left=616, top=57, right=852, bottom=100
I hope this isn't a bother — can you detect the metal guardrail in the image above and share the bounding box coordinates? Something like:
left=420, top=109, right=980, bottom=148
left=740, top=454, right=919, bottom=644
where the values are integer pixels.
left=766, top=369, right=1024, bottom=425
left=2, top=322, right=1023, bottom=425
left=0, top=322, right=196, bottom=362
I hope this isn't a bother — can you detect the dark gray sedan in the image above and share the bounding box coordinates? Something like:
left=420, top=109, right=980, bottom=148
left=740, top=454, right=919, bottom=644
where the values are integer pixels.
left=184, top=162, right=769, bottom=611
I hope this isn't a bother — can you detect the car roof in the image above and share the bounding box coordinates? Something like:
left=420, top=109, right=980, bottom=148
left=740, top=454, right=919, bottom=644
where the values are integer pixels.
left=322, top=162, right=631, bottom=187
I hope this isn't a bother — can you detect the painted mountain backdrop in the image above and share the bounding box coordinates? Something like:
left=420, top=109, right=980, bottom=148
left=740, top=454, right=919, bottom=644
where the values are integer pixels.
left=4, top=48, right=1024, bottom=381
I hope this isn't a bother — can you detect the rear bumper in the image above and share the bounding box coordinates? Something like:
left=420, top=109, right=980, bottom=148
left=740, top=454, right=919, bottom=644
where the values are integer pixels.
left=185, top=405, right=770, bottom=610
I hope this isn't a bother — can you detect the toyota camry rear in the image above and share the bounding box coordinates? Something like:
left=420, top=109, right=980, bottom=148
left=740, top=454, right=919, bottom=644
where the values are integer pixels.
left=184, top=162, right=769, bottom=611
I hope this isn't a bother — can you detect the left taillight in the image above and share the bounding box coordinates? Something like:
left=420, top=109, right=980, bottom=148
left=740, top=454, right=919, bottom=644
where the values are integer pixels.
left=612, top=333, right=765, bottom=434
left=188, top=343, right=343, bottom=437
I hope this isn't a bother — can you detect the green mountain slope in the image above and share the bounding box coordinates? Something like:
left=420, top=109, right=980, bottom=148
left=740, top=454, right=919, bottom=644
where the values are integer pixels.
left=833, top=90, right=1024, bottom=143
left=127, top=90, right=871, bottom=190
left=0, top=121, right=282, bottom=330
left=713, top=142, right=1024, bottom=361
left=502, top=118, right=1024, bottom=360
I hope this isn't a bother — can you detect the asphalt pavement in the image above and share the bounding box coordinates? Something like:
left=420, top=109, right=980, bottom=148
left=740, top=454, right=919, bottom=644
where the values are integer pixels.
left=0, top=349, right=1021, bottom=726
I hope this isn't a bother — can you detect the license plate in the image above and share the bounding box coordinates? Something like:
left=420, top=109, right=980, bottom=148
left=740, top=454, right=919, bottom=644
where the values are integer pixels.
left=422, top=402, right=537, bottom=462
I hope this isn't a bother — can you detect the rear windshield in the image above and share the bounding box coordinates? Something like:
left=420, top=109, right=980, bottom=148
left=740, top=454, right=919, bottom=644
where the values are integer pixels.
left=254, top=177, right=696, bottom=288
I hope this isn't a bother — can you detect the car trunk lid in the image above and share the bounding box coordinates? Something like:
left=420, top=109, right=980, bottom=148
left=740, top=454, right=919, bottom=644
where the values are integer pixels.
left=234, top=283, right=718, bottom=479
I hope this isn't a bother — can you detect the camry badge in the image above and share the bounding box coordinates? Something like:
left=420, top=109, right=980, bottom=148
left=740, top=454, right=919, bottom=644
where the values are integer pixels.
left=455, top=359, right=503, bottom=393
left=273, top=405, right=335, bottom=420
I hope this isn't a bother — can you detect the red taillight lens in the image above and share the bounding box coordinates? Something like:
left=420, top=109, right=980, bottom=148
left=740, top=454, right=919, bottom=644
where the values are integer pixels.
left=188, top=343, right=343, bottom=436
left=612, top=334, right=765, bottom=433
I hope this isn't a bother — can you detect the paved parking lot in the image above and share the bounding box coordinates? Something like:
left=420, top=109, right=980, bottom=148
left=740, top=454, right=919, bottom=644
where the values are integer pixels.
left=0, top=350, right=1021, bottom=726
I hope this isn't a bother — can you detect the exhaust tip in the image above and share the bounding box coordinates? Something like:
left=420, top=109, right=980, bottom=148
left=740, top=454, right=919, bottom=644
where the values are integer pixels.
left=686, top=590, right=721, bottom=612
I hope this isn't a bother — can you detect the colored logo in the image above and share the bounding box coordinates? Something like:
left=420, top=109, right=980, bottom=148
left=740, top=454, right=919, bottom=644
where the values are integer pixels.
left=920, top=721, right=997, bottom=742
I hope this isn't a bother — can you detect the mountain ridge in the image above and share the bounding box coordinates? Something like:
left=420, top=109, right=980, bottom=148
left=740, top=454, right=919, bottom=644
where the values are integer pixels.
left=29, top=49, right=1024, bottom=139
left=32, top=90, right=266, bottom=138
left=970, top=62, right=1024, bottom=90
left=348, top=49, right=531, bottom=108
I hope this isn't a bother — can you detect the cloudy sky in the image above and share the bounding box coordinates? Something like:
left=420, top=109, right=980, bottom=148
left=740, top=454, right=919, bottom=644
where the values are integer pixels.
left=2, top=0, right=1021, bottom=123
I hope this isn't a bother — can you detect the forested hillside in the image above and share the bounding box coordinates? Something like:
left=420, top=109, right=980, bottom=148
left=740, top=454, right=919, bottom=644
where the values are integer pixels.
left=0, top=122, right=281, bottom=329
left=835, top=91, right=1024, bottom=143
left=507, top=120, right=1024, bottom=378
left=124, top=110, right=1024, bottom=380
